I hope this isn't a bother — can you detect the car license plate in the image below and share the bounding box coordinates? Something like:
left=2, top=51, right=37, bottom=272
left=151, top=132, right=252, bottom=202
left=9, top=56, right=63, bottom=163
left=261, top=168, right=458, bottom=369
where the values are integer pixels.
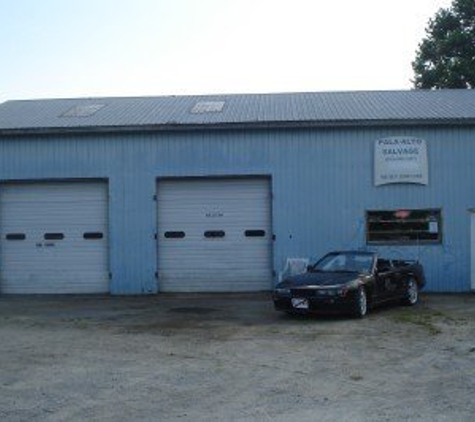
left=291, top=298, right=309, bottom=309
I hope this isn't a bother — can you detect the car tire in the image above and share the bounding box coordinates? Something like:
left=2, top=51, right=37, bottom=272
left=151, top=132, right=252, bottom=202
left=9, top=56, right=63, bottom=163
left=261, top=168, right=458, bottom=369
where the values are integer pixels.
left=352, top=287, right=368, bottom=318
left=402, top=278, right=418, bottom=306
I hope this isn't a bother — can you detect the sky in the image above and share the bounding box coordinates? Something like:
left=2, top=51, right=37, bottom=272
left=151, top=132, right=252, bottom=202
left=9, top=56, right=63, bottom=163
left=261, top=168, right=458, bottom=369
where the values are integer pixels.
left=0, top=0, right=454, bottom=103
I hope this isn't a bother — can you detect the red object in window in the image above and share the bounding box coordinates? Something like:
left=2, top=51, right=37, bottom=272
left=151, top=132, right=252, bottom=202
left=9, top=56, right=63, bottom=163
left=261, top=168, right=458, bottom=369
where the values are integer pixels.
left=394, top=210, right=411, bottom=219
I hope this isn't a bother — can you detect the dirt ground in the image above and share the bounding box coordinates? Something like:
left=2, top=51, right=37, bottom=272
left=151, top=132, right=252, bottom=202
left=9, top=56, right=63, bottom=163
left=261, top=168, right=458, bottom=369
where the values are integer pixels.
left=0, top=293, right=474, bottom=422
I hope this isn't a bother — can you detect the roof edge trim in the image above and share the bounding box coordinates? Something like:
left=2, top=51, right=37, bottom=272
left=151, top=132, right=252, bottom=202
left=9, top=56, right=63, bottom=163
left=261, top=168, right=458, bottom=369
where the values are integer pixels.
left=1, top=118, right=475, bottom=136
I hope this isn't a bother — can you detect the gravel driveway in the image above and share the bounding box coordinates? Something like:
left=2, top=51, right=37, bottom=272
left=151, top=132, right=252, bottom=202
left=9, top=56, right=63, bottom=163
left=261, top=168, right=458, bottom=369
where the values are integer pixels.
left=0, top=293, right=474, bottom=421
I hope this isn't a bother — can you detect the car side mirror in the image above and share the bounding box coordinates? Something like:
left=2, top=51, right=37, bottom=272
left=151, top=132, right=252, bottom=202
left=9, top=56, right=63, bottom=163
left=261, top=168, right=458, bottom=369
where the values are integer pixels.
left=306, top=265, right=313, bottom=272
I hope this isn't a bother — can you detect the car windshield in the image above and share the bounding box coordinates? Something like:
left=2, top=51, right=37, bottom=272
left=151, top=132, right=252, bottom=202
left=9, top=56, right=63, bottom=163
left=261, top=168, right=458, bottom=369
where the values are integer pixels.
left=312, top=252, right=374, bottom=274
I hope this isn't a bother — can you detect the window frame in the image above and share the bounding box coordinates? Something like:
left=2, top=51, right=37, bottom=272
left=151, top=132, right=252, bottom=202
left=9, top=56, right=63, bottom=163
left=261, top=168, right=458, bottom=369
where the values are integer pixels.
left=366, top=208, right=443, bottom=245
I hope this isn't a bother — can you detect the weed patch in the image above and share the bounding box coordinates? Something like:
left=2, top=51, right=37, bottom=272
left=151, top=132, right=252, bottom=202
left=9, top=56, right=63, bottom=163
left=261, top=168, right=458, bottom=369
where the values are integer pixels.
left=391, top=308, right=448, bottom=335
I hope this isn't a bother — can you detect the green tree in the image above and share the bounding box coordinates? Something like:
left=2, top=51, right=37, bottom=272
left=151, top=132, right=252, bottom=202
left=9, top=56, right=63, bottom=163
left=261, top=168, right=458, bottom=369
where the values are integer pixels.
left=412, top=0, right=475, bottom=89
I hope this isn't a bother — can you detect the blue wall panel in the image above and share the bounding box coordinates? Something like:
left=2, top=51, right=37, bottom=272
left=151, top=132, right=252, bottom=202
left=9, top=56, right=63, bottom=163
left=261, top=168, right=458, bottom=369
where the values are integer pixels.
left=0, top=125, right=474, bottom=293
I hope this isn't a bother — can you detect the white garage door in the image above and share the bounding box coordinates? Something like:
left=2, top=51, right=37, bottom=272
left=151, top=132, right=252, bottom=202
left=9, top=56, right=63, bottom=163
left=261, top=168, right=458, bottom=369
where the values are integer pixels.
left=0, top=181, right=109, bottom=294
left=157, top=178, right=272, bottom=292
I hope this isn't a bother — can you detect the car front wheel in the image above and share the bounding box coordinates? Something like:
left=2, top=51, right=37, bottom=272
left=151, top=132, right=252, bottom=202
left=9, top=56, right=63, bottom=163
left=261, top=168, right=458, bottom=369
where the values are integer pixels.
left=352, top=288, right=367, bottom=318
left=402, top=279, right=418, bottom=306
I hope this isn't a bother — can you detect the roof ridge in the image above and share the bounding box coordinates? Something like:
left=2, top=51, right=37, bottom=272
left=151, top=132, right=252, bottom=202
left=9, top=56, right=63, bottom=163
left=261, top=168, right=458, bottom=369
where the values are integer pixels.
left=2, top=88, right=472, bottom=105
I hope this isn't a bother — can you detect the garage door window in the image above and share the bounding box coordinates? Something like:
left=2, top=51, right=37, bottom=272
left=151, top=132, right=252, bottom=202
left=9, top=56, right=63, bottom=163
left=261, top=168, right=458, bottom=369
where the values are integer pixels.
left=164, top=231, right=185, bottom=239
left=6, top=233, right=26, bottom=240
left=44, top=233, right=65, bottom=240
left=83, top=232, right=104, bottom=240
left=366, top=209, right=442, bottom=244
left=204, top=230, right=225, bottom=238
left=245, top=230, right=266, bottom=237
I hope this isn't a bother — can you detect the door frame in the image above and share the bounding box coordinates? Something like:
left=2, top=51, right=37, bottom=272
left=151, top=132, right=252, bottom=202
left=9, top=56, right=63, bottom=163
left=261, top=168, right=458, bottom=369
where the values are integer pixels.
left=155, top=174, right=274, bottom=292
left=0, top=177, right=111, bottom=294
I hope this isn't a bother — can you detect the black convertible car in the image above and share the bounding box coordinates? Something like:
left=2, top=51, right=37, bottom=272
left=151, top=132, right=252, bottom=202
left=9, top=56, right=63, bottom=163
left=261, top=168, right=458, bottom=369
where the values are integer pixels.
left=273, top=251, right=425, bottom=318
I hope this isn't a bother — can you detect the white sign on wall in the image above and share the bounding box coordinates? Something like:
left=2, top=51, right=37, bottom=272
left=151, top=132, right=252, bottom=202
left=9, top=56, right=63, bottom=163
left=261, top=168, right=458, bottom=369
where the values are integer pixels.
left=374, top=137, right=428, bottom=186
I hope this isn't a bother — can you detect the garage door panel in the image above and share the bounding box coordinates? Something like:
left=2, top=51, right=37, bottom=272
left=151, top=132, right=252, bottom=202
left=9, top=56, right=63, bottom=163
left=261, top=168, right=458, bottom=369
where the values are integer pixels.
left=1, top=280, right=108, bottom=295
left=159, top=279, right=270, bottom=293
left=0, top=181, right=109, bottom=294
left=159, top=268, right=271, bottom=276
left=157, top=178, right=272, bottom=292
left=159, top=249, right=270, bottom=260
left=159, top=239, right=270, bottom=247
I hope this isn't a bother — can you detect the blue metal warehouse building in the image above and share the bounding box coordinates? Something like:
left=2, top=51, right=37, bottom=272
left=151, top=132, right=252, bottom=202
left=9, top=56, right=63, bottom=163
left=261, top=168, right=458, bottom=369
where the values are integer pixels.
left=0, top=90, right=474, bottom=294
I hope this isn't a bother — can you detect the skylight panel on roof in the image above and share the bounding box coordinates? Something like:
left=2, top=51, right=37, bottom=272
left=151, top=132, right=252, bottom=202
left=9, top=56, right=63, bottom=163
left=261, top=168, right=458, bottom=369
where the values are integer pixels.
left=60, top=104, right=105, bottom=118
left=191, top=101, right=225, bottom=114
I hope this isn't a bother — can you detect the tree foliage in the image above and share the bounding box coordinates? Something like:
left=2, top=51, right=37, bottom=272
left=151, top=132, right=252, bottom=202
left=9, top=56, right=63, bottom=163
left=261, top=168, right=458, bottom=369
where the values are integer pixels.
left=412, top=0, right=475, bottom=89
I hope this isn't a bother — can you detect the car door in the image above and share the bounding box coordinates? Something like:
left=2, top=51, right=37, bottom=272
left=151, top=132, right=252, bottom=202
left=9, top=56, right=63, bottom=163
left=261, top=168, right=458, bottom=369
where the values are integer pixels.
left=374, top=259, right=398, bottom=301
left=390, top=261, right=411, bottom=297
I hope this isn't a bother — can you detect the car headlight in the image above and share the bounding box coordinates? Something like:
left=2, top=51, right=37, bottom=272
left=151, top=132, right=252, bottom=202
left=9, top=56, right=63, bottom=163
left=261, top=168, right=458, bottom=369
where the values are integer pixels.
left=336, top=288, right=348, bottom=296
left=275, top=288, right=291, bottom=295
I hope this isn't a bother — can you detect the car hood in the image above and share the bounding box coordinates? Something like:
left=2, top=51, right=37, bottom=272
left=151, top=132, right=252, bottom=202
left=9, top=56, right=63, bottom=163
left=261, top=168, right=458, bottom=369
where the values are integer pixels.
left=278, top=271, right=360, bottom=288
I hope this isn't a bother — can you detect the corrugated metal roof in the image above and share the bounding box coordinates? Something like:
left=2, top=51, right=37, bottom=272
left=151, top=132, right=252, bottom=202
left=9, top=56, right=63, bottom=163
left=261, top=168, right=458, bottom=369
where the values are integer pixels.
left=1, top=90, right=475, bottom=134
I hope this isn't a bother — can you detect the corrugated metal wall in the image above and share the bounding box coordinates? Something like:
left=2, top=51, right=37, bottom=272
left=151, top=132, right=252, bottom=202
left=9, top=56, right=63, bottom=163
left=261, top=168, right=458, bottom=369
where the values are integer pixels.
left=0, top=125, right=473, bottom=293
